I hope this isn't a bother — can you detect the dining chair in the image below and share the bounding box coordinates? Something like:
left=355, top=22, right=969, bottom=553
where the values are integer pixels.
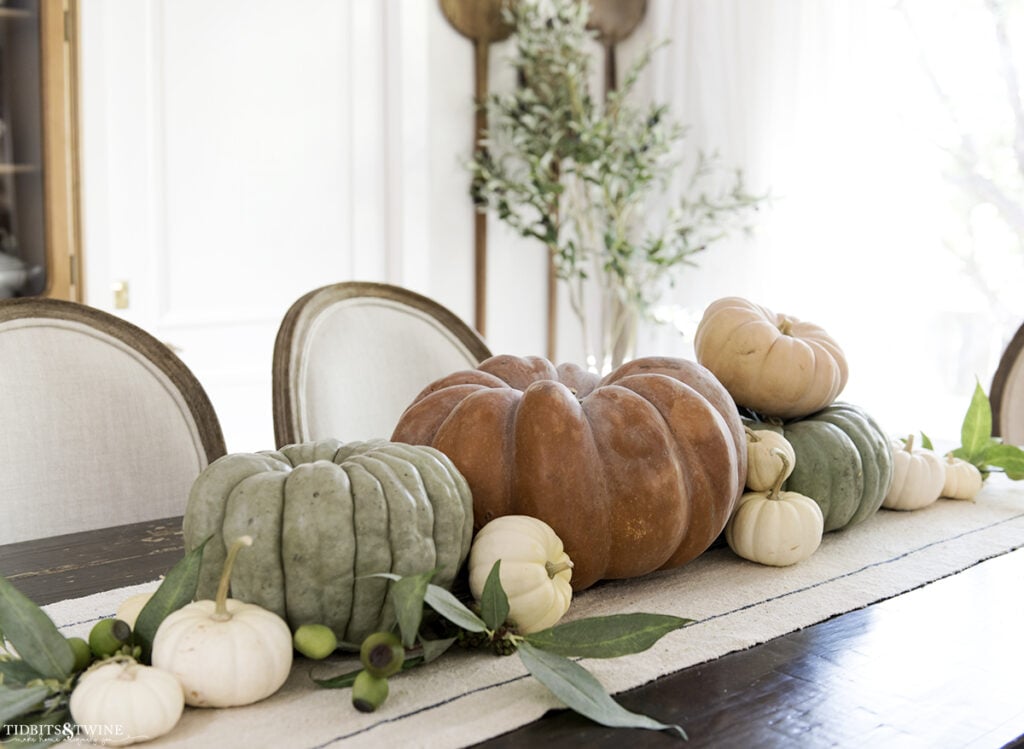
left=0, top=298, right=226, bottom=544
left=272, top=281, right=491, bottom=446
left=991, top=320, right=1024, bottom=446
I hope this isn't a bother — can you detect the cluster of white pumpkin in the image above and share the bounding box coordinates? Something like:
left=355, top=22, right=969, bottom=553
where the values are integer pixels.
left=725, top=429, right=825, bottom=567
left=69, top=536, right=294, bottom=746
left=726, top=428, right=987, bottom=571
left=882, top=435, right=983, bottom=510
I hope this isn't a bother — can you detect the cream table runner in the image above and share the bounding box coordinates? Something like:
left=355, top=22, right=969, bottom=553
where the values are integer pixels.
left=45, top=477, right=1024, bottom=748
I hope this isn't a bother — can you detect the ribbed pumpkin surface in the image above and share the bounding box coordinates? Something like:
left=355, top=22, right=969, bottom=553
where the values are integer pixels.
left=182, top=439, right=473, bottom=645
left=391, top=355, right=747, bottom=590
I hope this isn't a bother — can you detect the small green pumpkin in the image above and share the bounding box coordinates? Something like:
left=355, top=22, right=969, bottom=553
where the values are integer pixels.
left=746, top=403, right=893, bottom=532
left=182, top=439, right=473, bottom=646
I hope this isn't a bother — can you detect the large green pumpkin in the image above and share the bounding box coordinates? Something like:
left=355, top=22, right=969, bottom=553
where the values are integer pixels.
left=746, top=403, right=893, bottom=532
left=182, top=439, right=473, bottom=646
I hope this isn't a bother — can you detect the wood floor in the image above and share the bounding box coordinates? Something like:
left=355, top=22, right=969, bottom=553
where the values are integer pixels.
left=2, top=518, right=1022, bottom=748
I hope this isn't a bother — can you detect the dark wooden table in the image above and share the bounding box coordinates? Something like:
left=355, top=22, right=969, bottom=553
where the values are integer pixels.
left=2, top=519, right=1023, bottom=748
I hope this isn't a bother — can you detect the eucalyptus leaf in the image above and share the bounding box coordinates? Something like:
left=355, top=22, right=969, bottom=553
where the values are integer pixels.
left=388, top=571, right=434, bottom=649
left=0, top=658, right=44, bottom=686
left=960, top=381, right=993, bottom=462
left=517, top=642, right=686, bottom=739
left=479, top=561, right=509, bottom=632
left=423, top=585, right=487, bottom=633
left=420, top=636, right=457, bottom=664
left=0, top=576, right=74, bottom=680
left=523, top=613, right=692, bottom=658
left=133, top=535, right=212, bottom=664
left=0, top=683, right=49, bottom=725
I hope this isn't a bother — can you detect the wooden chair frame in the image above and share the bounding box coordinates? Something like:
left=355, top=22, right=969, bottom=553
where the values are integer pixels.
left=272, top=281, right=491, bottom=448
left=0, top=297, right=226, bottom=464
left=991, top=321, right=1024, bottom=442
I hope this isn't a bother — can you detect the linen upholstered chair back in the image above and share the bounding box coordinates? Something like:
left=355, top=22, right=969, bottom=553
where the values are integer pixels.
left=0, top=299, right=226, bottom=544
left=273, top=281, right=491, bottom=447
left=992, top=321, right=1024, bottom=446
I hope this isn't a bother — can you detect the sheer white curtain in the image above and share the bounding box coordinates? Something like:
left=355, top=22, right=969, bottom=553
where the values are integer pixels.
left=634, top=0, right=1024, bottom=442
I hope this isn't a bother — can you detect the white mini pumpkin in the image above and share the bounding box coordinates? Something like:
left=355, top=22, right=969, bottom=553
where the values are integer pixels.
left=725, top=449, right=824, bottom=567
left=468, top=515, right=573, bottom=634
left=744, top=427, right=796, bottom=492
left=882, top=435, right=946, bottom=511
left=942, top=454, right=983, bottom=501
left=69, top=658, right=184, bottom=746
left=151, top=536, right=293, bottom=707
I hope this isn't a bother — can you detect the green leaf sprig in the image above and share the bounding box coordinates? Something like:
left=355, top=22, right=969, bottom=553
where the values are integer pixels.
left=315, top=563, right=692, bottom=739
left=936, top=381, right=1024, bottom=480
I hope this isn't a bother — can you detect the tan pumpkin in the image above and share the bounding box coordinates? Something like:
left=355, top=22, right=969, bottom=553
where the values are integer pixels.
left=694, top=296, right=848, bottom=419
left=391, top=355, right=747, bottom=590
left=882, top=435, right=945, bottom=511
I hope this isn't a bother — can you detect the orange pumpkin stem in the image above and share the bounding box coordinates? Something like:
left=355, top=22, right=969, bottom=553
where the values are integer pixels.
left=213, top=536, right=253, bottom=621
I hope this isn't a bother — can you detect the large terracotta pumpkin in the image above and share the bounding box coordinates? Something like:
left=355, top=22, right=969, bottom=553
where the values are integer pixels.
left=391, top=355, right=747, bottom=590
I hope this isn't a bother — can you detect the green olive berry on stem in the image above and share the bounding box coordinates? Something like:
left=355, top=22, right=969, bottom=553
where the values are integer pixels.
left=293, top=623, right=338, bottom=660
left=359, top=632, right=404, bottom=678
left=66, top=636, right=92, bottom=671
left=88, top=618, right=132, bottom=658
left=351, top=670, right=389, bottom=713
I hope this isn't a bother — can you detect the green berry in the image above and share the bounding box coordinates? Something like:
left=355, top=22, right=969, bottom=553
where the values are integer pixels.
left=88, top=618, right=131, bottom=658
left=359, top=632, right=404, bottom=678
left=351, top=670, right=389, bottom=713
left=292, top=624, right=338, bottom=660
left=66, top=637, right=92, bottom=671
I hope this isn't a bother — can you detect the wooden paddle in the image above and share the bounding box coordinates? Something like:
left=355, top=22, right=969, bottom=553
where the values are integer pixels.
left=540, top=0, right=650, bottom=361
left=439, top=0, right=512, bottom=339
left=588, top=0, right=648, bottom=96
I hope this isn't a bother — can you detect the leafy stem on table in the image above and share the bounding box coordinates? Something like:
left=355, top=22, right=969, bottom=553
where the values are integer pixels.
left=0, top=538, right=210, bottom=746
left=314, top=563, right=693, bottom=740
left=920, top=380, right=1024, bottom=479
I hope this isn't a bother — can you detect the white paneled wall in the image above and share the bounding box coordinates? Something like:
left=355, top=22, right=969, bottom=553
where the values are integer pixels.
left=78, top=0, right=554, bottom=452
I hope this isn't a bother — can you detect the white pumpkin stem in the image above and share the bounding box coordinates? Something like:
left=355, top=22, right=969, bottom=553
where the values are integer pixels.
left=904, top=434, right=915, bottom=452
left=777, top=317, right=793, bottom=336
left=743, top=426, right=761, bottom=443
left=214, top=536, right=253, bottom=621
left=768, top=449, right=791, bottom=500
left=545, top=559, right=574, bottom=578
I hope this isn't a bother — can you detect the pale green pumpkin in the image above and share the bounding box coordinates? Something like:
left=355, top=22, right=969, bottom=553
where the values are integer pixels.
left=182, top=439, right=473, bottom=646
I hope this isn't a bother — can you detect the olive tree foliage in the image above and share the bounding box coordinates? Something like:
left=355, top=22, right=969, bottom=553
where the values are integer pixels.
left=469, top=0, right=765, bottom=336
